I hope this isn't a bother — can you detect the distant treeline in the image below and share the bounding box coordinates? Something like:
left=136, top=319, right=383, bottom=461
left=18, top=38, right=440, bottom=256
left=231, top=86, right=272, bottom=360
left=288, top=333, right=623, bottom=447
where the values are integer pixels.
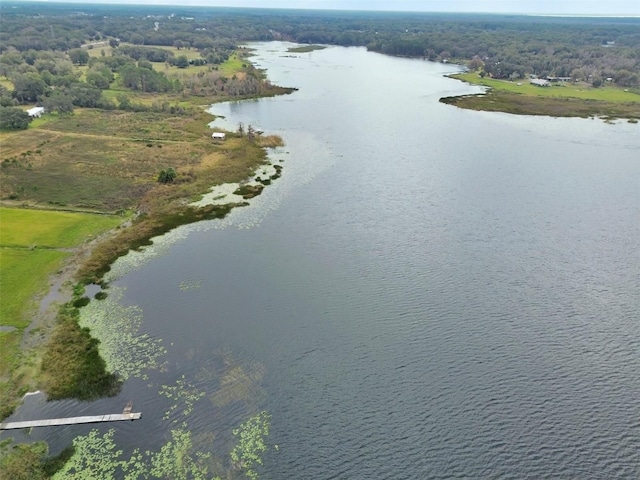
left=1, top=3, right=639, bottom=86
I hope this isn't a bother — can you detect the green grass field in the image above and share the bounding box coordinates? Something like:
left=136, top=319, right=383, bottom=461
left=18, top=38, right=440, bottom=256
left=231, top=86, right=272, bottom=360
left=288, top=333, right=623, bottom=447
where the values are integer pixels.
left=219, top=53, right=247, bottom=76
left=0, top=248, right=68, bottom=329
left=0, top=207, right=122, bottom=377
left=156, top=45, right=203, bottom=60
left=87, top=45, right=113, bottom=58
left=0, top=208, right=121, bottom=247
left=452, top=72, right=640, bottom=103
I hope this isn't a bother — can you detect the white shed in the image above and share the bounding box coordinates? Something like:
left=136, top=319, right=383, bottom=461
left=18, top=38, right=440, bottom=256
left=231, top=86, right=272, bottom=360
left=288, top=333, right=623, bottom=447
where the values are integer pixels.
left=530, top=79, right=550, bottom=87
left=27, top=107, right=45, bottom=118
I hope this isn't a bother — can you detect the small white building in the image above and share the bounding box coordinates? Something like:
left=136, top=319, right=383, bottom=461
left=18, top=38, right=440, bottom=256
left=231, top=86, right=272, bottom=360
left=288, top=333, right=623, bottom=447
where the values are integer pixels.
left=27, top=107, right=45, bottom=118
left=211, top=132, right=226, bottom=140
left=530, top=79, right=550, bottom=87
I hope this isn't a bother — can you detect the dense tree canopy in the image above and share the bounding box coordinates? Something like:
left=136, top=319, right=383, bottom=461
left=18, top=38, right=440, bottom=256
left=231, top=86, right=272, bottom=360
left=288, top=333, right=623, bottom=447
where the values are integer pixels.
left=11, top=72, right=50, bottom=103
left=0, top=106, right=32, bottom=130
left=0, top=2, right=638, bottom=89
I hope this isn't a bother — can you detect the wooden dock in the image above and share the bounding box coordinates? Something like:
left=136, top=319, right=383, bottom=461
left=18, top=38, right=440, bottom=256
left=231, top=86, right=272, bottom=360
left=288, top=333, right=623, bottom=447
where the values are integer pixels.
left=0, top=412, right=141, bottom=430
left=0, top=401, right=141, bottom=431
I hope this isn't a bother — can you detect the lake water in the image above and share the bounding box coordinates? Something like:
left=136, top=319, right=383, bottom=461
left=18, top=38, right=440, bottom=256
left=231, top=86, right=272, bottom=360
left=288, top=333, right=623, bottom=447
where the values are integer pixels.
left=5, top=42, right=640, bottom=479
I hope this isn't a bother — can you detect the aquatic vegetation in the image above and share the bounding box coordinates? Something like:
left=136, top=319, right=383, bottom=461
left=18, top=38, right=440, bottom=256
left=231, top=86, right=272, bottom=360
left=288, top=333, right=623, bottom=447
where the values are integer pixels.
left=149, top=429, right=213, bottom=480
left=78, top=287, right=166, bottom=380
left=160, top=375, right=205, bottom=422
left=51, top=428, right=218, bottom=480
left=230, top=411, right=271, bottom=480
left=0, top=441, right=48, bottom=480
left=52, top=430, right=127, bottom=479
left=234, top=183, right=264, bottom=199
left=43, top=360, right=273, bottom=479
left=209, top=361, right=265, bottom=409
left=179, top=280, right=202, bottom=291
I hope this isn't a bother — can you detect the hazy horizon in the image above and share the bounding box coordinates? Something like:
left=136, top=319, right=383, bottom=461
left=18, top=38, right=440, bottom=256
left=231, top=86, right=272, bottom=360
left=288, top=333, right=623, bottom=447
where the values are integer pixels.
left=7, top=0, right=640, bottom=16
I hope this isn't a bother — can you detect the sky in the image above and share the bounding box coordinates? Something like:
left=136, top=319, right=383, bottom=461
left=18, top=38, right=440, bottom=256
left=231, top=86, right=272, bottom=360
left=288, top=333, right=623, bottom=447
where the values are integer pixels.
left=12, top=0, right=640, bottom=16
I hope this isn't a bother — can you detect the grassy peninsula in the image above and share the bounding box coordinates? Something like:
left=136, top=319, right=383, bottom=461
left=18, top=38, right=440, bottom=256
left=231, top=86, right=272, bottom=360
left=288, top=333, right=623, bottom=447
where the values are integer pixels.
left=441, top=72, right=640, bottom=120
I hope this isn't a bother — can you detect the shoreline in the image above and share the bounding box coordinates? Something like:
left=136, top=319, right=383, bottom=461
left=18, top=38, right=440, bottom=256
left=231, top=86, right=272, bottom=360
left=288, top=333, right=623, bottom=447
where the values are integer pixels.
left=22, top=224, right=125, bottom=353
left=2, top=121, right=286, bottom=420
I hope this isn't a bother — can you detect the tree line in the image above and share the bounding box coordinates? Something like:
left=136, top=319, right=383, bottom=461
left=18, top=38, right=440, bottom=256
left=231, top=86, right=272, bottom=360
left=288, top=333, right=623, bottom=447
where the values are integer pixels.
left=1, top=2, right=638, bottom=108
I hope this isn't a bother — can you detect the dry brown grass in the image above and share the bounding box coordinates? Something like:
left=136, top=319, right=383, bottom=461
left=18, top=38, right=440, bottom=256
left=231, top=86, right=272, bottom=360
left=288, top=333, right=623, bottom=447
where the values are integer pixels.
left=0, top=109, right=248, bottom=210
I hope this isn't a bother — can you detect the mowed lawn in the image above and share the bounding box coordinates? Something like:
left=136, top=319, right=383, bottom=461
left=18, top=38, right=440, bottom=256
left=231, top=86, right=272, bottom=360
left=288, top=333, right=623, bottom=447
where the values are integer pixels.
left=0, top=208, right=122, bottom=329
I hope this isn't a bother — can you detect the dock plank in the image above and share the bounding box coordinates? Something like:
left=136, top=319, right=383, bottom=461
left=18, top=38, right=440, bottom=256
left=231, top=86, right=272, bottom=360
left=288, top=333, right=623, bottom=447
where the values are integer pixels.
left=0, top=412, right=141, bottom=430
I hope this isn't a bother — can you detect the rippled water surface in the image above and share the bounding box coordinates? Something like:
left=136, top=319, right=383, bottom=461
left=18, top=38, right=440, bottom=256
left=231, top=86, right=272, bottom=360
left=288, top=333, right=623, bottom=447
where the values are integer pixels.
left=5, top=43, right=640, bottom=478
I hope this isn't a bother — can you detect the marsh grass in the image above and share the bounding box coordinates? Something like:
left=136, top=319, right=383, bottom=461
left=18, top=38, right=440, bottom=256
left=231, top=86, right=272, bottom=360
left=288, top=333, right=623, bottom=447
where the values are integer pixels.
left=255, top=134, right=284, bottom=148
left=40, top=305, right=121, bottom=400
left=77, top=203, right=235, bottom=283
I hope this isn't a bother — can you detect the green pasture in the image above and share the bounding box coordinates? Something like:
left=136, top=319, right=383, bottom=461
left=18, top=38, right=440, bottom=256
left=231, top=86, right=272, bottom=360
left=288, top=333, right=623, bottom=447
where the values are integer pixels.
left=151, top=50, right=247, bottom=78
left=155, top=62, right=211, bottom=77
left=87, top=45, right=113, bottom=57
left=0, top=248, right=68, bottom=329
left=0, top=207, right=121, bottom=248
left=453, top=72, right=640, bottom=103
left=29, top=114, right=52, bottom=128
left=219, top=53, right=247, bottom=76
left=155, top=45, right=203, bottom=60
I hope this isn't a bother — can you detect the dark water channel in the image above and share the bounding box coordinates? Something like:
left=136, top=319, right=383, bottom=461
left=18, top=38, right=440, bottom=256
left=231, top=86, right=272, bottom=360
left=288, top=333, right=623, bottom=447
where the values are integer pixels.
left=5, top=43, right=640, bottom=478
